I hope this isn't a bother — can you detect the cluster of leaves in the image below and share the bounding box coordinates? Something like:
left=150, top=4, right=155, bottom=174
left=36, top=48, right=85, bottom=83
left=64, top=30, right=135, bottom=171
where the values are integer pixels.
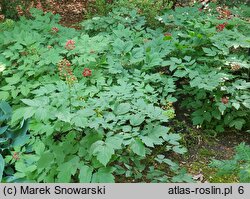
left=216, top=0, right=249, bottom=7
left=86, top=0, right=177, bottom=28
left=158, top=5, right=250, bottom=132
left=210, top=142, right=250, bottom=182
left=85, top=4, right=250, bottom=132
left=0, top=101, right=29, bottom=182
left=0, top=8, right=193, bottom=182
left=84, top=4, right=250, bottom=132
left=0, top=2, right=249, bottom=183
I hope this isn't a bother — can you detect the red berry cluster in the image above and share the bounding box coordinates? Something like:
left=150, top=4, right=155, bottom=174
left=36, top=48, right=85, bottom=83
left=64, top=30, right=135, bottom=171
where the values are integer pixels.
left=82, top=68, right=92, bottom=77
left=57, top=59, right=77, bottom=84
left=52, top=27, right=59, bottom=33
left=221, top=96, right=229, bottom=104
left=216, top=22, right=227, bottom=32
left=65, top=40, right=75, bottom=50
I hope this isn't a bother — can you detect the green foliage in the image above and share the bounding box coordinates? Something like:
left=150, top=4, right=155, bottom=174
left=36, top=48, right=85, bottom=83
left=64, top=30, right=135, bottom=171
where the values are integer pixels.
left=216, top=0, right=249, bottom=7
left=0, top=0, right=36, bottom=19
left=210, top=143, right=250, bottom=182
left=112, top=0, right=173, bottom=27
left=85, top=0, right=174, bottom=28
left=0, top=8, right=192, bottom=182
left=0, top=101, right=29, bottom=182
left=159, top=5, right=250, bottom=132
left=86, top=0, right=114, bottom=17
left=0, top=2, right=249, bottom=183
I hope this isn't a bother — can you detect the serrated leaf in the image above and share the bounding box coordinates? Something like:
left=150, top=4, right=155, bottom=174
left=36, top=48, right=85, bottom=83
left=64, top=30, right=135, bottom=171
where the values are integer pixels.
left=218, top=104, right=226, bottom=114
left=169, top=64, right=177, bottom=71
left=140, top=136, right=154, bottom=147
left=92, top=142, right=114, bottom=166
left=11, top=107, right=26, bottom=124
left=106, top=135, right=123, bottom=150
left=130, top=114, right=145, bottom=126
left=57, top=162, right=72, bottom=183
left=20, top=86, right=30, bottom=96
left=5, top=75, right=20, bottom=85
left=242, top=99, right=250, bottom=109
left=0, top=91, right=9, bottom=100
left=173, top=70, right=188, bottom=77
left=91, top=168, right=115, bottom=183
left=192, top=116, right=204, bottom=125
left=232, top=102, right=240, bottom=110
left=23, top=107, right=36, bottom=120
left=37, top=152, right=54, bottom=169
left=131, top=139, right=145, bottom=156
left=164, top=133, right=181, bottom=145
left=79, top=165, right=93, bottom=183
left=183, top=56, right=191, bottom=62
left=72, top=116, right=88, bottom=128
left=202, top=47, right=216, bottom=56
left=145, top=84, right=154, bottom=93
left=115, top=103, right=131, bottom=115
left=21, top=99, right=39, bottom=107
left=229, top=119, right=245, bottom=130
left=35, top=107, right=49, bottom=121
left=204, top=112, right=212, bottom=122
left=33, top=141, right=45, bottom=155
left=78, top=108, right=96, bottom=117
left=170, top=57, right=182, bottom=64
left=56, top=110, right=72, bottom=123
left=172, top=145, right=187, bottom=154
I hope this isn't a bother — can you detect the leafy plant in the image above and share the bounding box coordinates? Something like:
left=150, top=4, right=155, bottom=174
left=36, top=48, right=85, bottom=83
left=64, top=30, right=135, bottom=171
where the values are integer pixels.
left=0, top=101, right=29, bottom=182
left=12, top=70, right=191, bottom=182
left=0, top=8, right=193, bottom=182
left=210, top=142, right=250, bottom=182
left=0, top=2, right=249, bottom=183
left=159, top=5, right=250, bottom=132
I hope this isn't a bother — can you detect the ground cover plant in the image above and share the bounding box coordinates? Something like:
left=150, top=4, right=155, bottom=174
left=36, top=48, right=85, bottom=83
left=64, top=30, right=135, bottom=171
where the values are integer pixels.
left=0, top=1, right=249, bottom=182
left=210, top=142, right=250, bottom=182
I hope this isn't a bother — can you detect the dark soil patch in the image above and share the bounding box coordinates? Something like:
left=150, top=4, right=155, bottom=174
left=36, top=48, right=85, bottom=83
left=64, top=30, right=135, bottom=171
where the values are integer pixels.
left=180, top=129, right=250, bottom=182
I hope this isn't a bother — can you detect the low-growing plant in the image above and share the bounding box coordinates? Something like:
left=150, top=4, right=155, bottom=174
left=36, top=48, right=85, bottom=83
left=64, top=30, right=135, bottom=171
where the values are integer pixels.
left=0, top=8, right=193, bottom=182
left=0, top=101, right=29, bottom=182
left=0, top=2, right=249, bottom=183
left=158, top=5, right=250, bottom=132
left=210, top=142, right=250, bottom=182
left=12, top=69, right=192, bottom=182
left=85, top=0, right=181, bottom=28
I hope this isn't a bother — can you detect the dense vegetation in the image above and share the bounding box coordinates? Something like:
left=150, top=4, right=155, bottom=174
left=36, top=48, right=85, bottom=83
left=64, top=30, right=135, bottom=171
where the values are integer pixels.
left=0, top=1, right=249, bottom=182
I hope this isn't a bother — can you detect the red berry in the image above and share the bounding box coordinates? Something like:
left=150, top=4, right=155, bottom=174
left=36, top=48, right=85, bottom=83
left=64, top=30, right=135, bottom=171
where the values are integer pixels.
left=221, top=96, right=229, bottom=104
left=82, top=68, right=92, bottom=77
left=216, top=23, right=227, bottom=32
left=52, top=27, right=59, bottom=32
left=65, top=40, right=75, bottom=50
